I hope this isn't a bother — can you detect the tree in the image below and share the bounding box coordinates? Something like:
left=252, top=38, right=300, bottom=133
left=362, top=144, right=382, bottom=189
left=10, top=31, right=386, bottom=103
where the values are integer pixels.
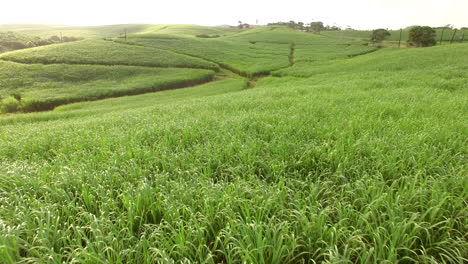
left=309, top=21, right=325, bottom=34
left=408, top=26, right=436, bottom=47
left=297, top=22, right=305, bottom=30
left=370, top=29, right=391, bottom=44
left=287, top=20, right=296, bottom=29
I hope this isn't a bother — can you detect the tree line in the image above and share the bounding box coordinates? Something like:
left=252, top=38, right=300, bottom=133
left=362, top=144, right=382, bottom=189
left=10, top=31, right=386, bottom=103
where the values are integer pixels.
left=371, top=26, right=465, bottom=47
left=263, top=21, right=465, bottom=48
left=267, top=21, right=343, bottom=33
left=0, top=31, right=83, bottom=52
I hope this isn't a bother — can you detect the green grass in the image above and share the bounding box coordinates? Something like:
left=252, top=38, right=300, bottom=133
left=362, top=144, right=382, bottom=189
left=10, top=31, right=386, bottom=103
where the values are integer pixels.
left=0, top=60, right=215, bottom=112
left=0, top=39, right=219, bottom=70
left=0, top=24, right=153, bottom=38
left=323, top=28, right=468, bottom=43
left=0, top=78, right=247, bottom=126
left=124, top=34, right=290, bottom=77
left=137, top=24, right=242, bottom=37
left=0, top=31, right=51, bottom=53
left=0, top=24, right=243, bottom=39
left=274, top=43, right=468, bottom=78
left=125, top=26, right=375, bottom=77
left=0, top=25, right=467, bottom=263
left=225, top=26, right=343, bottom=44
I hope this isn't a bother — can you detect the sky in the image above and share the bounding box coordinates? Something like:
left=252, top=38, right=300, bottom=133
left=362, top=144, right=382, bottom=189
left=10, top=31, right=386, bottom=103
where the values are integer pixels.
left=1, top=0, right=467, bottom=29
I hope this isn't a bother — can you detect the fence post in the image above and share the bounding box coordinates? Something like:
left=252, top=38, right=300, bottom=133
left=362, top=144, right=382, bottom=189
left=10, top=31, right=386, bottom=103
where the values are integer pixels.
left=440, top=28, right=445, bottom=45
left=398, top=29, right=402, bottom=48
left=450, top=29, right=457, bottom=44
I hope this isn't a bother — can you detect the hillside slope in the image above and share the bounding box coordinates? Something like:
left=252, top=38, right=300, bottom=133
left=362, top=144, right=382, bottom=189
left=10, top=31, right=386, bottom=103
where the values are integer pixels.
left=323, top=28, right=468, bottom=43
left=0, top=24, right=151, bottom=38
left=0, top=39, right=219, bottom=70
left=124, top=26, right=376, bottom=76
left=0, top=25, right=466, bottom=263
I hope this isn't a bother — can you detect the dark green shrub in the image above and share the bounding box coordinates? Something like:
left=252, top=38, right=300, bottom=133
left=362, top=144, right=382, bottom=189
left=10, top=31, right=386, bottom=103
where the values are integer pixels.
left=370, top=29, right=391, bottom=44
left=0, top=96, right=20, bottom=113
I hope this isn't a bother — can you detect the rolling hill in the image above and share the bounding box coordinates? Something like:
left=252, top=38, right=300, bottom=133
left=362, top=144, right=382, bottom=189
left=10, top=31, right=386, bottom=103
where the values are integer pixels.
left=0, top=24, right=466, bottom=263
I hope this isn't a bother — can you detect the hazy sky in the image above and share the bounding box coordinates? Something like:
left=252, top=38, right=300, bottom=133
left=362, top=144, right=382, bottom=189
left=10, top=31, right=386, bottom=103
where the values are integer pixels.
left=1, top=0, right=467, bottom=29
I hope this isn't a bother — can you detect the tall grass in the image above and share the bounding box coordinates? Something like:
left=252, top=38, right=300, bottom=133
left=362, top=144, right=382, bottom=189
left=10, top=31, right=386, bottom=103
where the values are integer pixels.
left=0, top=61, right=215, bottom=112
left=0, top=39, right=219, bottom=70
left=0, top=24, right=153, bottom=38
left=0, top=25, right=466, bottom=263
left=124, top=26, right=376, bottom=77
left=274, top=43, right=468, bottom=77
left=124, top=33, right=291, bottom=77
left=0, top=24, right=242, bottom=39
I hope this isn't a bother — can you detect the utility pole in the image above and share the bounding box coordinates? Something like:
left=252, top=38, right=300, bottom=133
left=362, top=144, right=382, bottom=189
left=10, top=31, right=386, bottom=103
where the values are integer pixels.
left=124, top=29, right=127, bottom=41
left=398, top=29, right=403, bottom=48
left=60, top=32, right=63, bottom=43
left=450, top=29, right=457, bottom=44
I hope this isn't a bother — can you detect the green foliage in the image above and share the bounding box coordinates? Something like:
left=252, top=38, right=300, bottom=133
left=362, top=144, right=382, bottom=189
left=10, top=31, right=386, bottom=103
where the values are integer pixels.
left=0, top=24, right=154, bottom=39
left=0, top=32, right=40, bottom=52
left=0, top=31, right=82, bottom=53
left=0, top=61, right=215, bottom=112
left=0, top=24, right=466, bottom=263
left=9, top=92, right=22, bottom=101
left=125, top=26, right=375, bottom=77
left=309, top=21, right=325, bottom=33
left=0, top=96, right=20, bottom=113
left=323, top=28, right=468, bottom=44
left=370, top=28, right=391, bottom=43
left=274, top=42, right=468, bottom=77
left=124, top=34, right=289, bottom=77
left=408, top=26, right=437, bottom=47
left=0, top=40, right=219, bottom=70
left=139, top=24, right=241, bottom=37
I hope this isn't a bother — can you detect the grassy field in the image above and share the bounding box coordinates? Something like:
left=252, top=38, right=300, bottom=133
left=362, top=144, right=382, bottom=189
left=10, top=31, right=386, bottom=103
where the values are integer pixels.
left=0, top=39, right=219, bottom=70
left=274, top=42, right=468, bottom=78
left=0, top=24, right=152, bottom=39
left=0, top=31, right=65, bottom=53
left=136, top=24, right=242, bottom=37
left=0, top=35, right=219, bottom=113
left=0, top=61, right=215, bottom=112
left=0, top=25, right=467, bottom=263
left=0, top=24, right=242, bottom=40
left=124, top=34, right=290, bottom=76
left=323, top=28, right=468, bottom=44
left=124, top=26, right=376, bottom=77
left=0, top=78, right=247, bottom=126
